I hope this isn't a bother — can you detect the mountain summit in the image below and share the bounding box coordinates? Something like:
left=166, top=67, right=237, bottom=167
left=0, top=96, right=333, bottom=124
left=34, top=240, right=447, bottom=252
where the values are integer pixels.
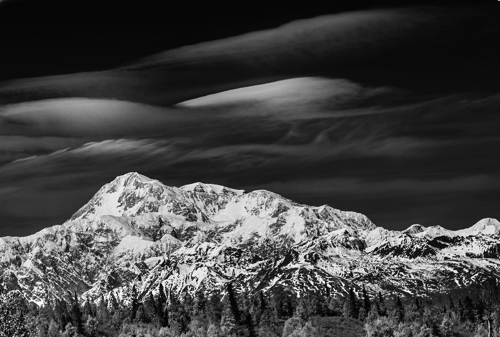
left=0, top=172, right=499, bottom=305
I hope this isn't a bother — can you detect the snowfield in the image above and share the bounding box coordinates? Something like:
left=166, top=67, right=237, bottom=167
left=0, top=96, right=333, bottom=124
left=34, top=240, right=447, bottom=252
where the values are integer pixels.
left=0, top=172, right=499, bottom=305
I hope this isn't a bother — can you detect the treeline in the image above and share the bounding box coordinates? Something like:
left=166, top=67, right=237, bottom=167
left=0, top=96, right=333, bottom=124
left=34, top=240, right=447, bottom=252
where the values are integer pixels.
left=1, top=283, right=500, bottom=337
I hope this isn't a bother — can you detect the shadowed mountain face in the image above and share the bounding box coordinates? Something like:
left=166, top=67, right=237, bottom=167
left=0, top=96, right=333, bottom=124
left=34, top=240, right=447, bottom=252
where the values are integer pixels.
left=1, top=173, right=500, bottom=305
left=1, top=4, right=500, bottom=236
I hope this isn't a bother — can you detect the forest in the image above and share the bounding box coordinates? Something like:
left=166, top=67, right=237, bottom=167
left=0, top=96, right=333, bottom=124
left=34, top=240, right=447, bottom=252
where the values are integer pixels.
left=1, top=281, right=500, bottom=337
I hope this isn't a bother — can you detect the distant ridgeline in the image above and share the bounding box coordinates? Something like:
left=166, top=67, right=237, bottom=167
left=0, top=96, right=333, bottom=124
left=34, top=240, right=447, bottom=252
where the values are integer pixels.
left=1, top=172, right=500, bottom=335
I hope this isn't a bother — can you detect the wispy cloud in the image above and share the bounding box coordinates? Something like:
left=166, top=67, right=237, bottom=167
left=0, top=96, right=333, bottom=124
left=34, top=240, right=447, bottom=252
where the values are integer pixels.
left=0, top=76, right=500, bottom=234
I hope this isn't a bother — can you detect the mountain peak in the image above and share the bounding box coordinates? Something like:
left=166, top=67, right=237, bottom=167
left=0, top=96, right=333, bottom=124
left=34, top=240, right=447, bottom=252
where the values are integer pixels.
left=181, top=182, right=244, bottom=196
left=117, top=172, right=162, bottom=186
left=3, top=171, right=500, bottom=306
left=70, top=172, right=169, bottom=221
left=467, top=218, right=500, bottom=236
left=403, top=224, right=426, bottom=235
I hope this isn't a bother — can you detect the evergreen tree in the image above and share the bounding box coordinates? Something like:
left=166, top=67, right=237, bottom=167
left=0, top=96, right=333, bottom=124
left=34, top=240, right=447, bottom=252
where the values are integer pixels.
left=220, top=308, right=238, bottom=336
left=70, top=292, right=84, bottom=335
left=363, top=285, right=371, bottom=313
left=258, top=305, right=279, bottom=337
left=169, top=294, right=190, bottom=334
left=343, top=288, right=358, bottom=319
left=183, top=292, right=195, bottom=317
left=135, top=304, right=147, bottom=323
left=358, top=306, right=367, bottom=321
left=327, top=296, right=343, bottom=317
left=393, top=296, right=405, bottom=323
left=243, top=311, right=256, bottom=337
left=162, top=304, right=169, bottom=328
left=96, top=297, right=110, bottom=327
left=377, top=292, right=387, bottom=317
left=460, top=296, right=475, bottom=323
left=111, top=309, right=125, bottom=329
left=448, top=295, right=454, bottom=312
left=282, top=293, right=295, bottom=318
left=227, top=282, right=241, bottom=325
left=54, top=299, right=70, bottom=330
left=82, top=300, right=92, bottom=318
left=143, top=292, right=157, bottom=323
left=367, top=301, right=380, bottom=323
left=193, top=289, right=207, bottom=317
left=310, top=292, right=326, bottom=316
left=492, top=304, right=500, bottom=336
left=130, top=284, right=139, bottom=321
left=295, top=296, right=310, bottom=321
left=157, top=283, right=168, bottom=324
left=207, top=291, right=223, bottom=325
left=258, top=290, right=267, bottom=322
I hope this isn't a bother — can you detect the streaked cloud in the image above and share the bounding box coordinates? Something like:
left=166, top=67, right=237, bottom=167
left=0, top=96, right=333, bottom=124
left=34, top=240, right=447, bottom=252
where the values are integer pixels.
left=1, top=3, right=500, bottom=235
left=1, top=76, right=500, bottom=235
left=1, top=5, right=499, bottom=107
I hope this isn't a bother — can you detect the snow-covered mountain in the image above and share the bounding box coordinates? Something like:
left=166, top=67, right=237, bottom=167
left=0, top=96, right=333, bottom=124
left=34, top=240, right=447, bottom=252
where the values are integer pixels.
left=1, top=172, right=499, bottom=305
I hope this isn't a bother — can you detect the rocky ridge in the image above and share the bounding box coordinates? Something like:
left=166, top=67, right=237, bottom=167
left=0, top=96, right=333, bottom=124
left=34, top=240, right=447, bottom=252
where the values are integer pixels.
left=1, top=172, right=499, bottom=305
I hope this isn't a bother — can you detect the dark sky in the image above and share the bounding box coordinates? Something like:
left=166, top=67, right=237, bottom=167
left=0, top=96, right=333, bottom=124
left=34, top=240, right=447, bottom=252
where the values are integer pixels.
left=1, top=0, right=500, bottom=236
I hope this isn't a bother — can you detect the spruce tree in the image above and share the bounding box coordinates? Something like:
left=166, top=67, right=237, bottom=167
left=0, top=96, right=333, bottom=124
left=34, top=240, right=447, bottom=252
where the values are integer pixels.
left=130, top=284, right=139, bottom=321
left=208, top=291, right=223, bottom=325
left=461, top=296, right=475, bottom=323
left=169, top=296, right=190, bottom=335
left=194, top=289, right=207, bottom=317
left=393, top=296, right=405, bottom=323
left=367, top=301, right=380, bottom=323
left=343, top=288, right=358, bottom=319
left=282, top=294, right=295, bottom=318
left=378, top=291, right=387, bottom=316
left=227, top=282, right=241, bottom=325
left=162, top=304, right=169, bottom=328
left=70, top=292, right=84, bottom=335
left=363, top=285, right=371, bottom=313
left=54, top=299, right=70, bottom=329
left=243, top=311, right=256, bottom=337
left=258, top=290, right=267, bottom=321
left=157, top=283, right=168, bottom=323
left=135, top=304, right=147, bottom=323
left=448, top=295, right=454, bottom=311
left=82, top=300, right=93, bottom=318
left=295, top=296, right=310, bottom=320
left=143, top=292, right=157, bottom=323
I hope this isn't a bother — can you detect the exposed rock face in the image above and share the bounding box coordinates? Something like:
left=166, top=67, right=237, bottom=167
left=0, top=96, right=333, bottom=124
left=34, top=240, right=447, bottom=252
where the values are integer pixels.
left=1, top=172, right=499, bottom=305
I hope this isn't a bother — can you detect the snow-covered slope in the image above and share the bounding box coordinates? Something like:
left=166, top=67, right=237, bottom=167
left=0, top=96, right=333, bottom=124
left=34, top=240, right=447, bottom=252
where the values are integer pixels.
left=0, top=172, right=499, bottom=305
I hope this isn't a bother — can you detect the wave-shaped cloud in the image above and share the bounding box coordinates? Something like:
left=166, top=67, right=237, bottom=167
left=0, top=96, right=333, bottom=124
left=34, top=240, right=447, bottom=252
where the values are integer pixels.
left=1, top=76, right=500, bottom=233
left=1, top=5, right=499, bottom=107
left=1, top=5, right=500, bottom=235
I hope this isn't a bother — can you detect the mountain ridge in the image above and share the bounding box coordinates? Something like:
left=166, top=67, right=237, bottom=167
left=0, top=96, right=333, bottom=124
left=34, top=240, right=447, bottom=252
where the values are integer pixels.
left=0, top=172, right=499, bottom=306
